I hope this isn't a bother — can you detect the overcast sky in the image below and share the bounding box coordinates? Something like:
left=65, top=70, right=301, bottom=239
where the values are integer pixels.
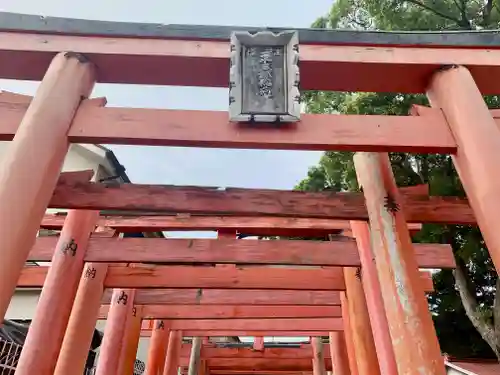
left=0, top=0, right=332, bottom=190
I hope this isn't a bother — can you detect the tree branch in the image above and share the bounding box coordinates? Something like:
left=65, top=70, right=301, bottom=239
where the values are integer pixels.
left=459, top=0, right=473, bottom=29
left=454, top=255, right=500, bottom=357
left=494, top=275, right=500, bottom=336
left=403, top=154, right=425, bottom=184
left=404, top=0, right=468, bottom=27
left=346, top=14, right=371, bottom=29
left=390, top=154, right=425, bottom=185
left=493, top=276, right=500, bottom=360
left=445, top=225, right=500, bottom=358
left=483, top=0, right=494, bottom=26
left=452, top=0, right=463, bottom=11
left=495, top=2, right=500, bottom=15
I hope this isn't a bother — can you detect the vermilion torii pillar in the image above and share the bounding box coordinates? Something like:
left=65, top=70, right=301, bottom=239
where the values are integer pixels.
left=163, top=331, right=183, bottom=375
left=350, top=221, right=397, bottom=375
left=329, top=332, right=351, bottom=375
left=427, top=65, right=500, bottom=273
left=95, top=288, right=136, bottom=375
left=254, top=337, right=264, bottom=351
left=118, top=305, right=144, bottom=375
left=15, top=210, right=98, bottom=375
left=0, top=52, right=95, bottom=320
left=54, top=263, right=109, bottom=375
left=55, top=225, right=113, bottom=375
left=340, top=292, right=358, bottom=375
left=145, top=320, right=170, bottom=375
left=354, top=152, right=445, bottom=375
left=343, top=268, right=380, bottom=375
left=311, top=337, right=326, bottom=375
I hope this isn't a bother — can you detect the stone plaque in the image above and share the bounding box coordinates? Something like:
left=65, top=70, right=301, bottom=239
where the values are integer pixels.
left=229, top=31, right=300, bottom=122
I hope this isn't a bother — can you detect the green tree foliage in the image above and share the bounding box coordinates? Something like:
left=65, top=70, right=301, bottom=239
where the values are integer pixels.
left=298, top=0, right=500, bottom=359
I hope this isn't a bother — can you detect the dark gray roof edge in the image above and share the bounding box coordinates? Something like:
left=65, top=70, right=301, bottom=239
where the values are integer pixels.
left=101, top=146, right=131, bottom=184
left=2, top=12, right=500, bottom=47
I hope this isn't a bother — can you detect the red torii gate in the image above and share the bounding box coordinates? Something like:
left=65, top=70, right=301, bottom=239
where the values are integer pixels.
left=0, top=10, right=498, bottom=375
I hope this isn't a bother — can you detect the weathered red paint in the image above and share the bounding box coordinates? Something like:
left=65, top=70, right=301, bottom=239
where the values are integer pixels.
left=0, top=51, right=95, bottom=321
left=179, top=345, right=332, bottom=359
left=118, top=305, right=144, bottom=375
left=354, top=152, right=445, bottom=375
left=343, top=268, right=380, bottom=375
left=163, top=331, right=183, bottom=375
left=3, top=31, right=500, bottom=93
left=350, top=221, right=397, bottom=375
left=329, top=332, right=351, bottom=375
left=27, top=236, right=455, bottom=269
left=99, top=304, right=342, bottom=319
left=95, top=289, right=136, bottom=375
left=47, top=181, right=474, bottom=224
left=15, top=210, right=98, bottom=375
left=18, top=264, right=435, bottom=292
left=40, top=212, right=423, bottom=237
left=145, top=320, right=170, bottom=375
left=311, top=337, right=326, bottom=375
left=341, top=292, right=358, bottom=375
left=54, top=263, right=108, bottom=375
left=427, top=65, right=500, bottom=275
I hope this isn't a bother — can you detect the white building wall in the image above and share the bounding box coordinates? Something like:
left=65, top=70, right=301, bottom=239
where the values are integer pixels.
left=0, top=142, right=103, bottom=176
left=137, top=338, right=149, bottom=362
left=5, top=290, right=40, bottom=320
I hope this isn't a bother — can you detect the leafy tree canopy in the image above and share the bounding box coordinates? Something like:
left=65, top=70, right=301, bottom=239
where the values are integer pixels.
left=298, top=0, right=500, bottom=359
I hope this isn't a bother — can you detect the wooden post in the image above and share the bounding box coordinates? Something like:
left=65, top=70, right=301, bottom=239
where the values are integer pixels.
left=199, top=359, right=208, bottom=375
left=54, top=263, right=108, bottom=375
left=145, top=320, right=170, bottom=375
left=15, top=210, right=98, bottom=375
left=95, top=289, right=136, bottom=375
left=350, top=221, right=397, bottom=375
left=427, top=65, right=500, bottom=273
left=200, top=337, right=208, bottom=375
left=216, top=230, right=238, bottom=347
left=340, top=292, right=358, bottom=375
left=163, top=331, right=183, bottom=375
left=354, top=152, right=445, bottom=374
left=253, top=337, right=264, bottom=351
left=329, top=332, right=350, bottom=375
left=0, top=52, right=95, bottom=320
left=343, top=268, right=381, bottom=375
left=118, top=305, right=144, bottom=375
left=188, top=337, right=202, bottom=375
left=311, top=337, right=326, bottom=375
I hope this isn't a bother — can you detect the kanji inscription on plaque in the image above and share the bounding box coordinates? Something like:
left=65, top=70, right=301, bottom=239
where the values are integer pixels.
left=229, top=30, right=300, bottom=123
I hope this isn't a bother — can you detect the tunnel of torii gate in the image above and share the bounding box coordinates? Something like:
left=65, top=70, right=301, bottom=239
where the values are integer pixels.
left=0, top=9, right=500, bottom=375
